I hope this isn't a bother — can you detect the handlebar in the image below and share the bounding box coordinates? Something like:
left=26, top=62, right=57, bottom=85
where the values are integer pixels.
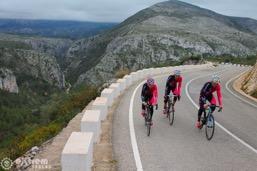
left=205, top=104, right=222, bottom=112
left=142, top=101, right=151, bottom=106
left=168, top=94, right=178, bottom=98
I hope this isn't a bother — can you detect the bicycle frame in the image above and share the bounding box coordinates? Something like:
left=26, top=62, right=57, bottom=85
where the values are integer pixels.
left=167, top=93, right=177, bottom=106
left=167, top=93, right=177, bottom=126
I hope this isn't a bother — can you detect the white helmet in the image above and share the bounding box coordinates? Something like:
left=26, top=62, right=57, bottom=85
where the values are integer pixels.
left=174, top=70, right=181, bottom=76
left=147, top=78, right=155, bottom=86
left=212, top=75, right=220, bottom=83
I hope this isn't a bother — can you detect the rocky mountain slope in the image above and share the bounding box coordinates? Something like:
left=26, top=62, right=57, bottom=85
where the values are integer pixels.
left=65, top=0, right=257, bottom=85
left=0, top=33, right=73, bottom=67
left=241, top=60, right=257, bottom=98
left=0, top=34, right=68, bottom=92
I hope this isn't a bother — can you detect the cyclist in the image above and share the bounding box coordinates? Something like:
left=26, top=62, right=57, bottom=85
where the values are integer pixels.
left=163, top=70, right=183, bottom=114
left=195, top=75, right=223, bottom=128
left=141, top=78, right=158, bottom=125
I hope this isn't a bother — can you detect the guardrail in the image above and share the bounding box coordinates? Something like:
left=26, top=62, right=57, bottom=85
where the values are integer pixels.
left=61, top=63, right=215, bottom=171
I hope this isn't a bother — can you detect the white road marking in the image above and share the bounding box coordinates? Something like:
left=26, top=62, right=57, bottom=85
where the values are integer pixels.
left=225, top=70, right=257, bottom=108
left=129, top=73, right=171, bottom=171
left=185, top=68, right=257, bottom=155
left=129, top=81, right=145, bottom=171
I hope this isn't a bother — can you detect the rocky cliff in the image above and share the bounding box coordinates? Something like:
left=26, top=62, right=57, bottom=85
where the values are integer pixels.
left=0, top=33, right=73, bottom=67
left=0, top=68, right=19, bottom=93
left=0, top=47, right=65, bottom=89
left=65, top=0, right=257, bottom=85
left=242, top=61, right=257, bottom=98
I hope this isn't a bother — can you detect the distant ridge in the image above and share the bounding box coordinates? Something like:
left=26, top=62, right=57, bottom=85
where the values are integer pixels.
left=0, top=18, right=118, bottom=39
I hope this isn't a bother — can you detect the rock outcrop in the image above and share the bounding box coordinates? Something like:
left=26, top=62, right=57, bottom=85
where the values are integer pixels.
left=0, top=68, right=19, bottom=93
left=0, top=48, right=65, bottom=89
left=242, top=60, right=257, bottom=97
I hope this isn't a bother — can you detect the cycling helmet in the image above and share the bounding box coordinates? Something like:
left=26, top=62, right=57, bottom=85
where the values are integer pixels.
left=174, top=70, right=181, bottom=76
left=212, top=75, right=220, bottom=83
left=147, top=78, right=155, bottom=86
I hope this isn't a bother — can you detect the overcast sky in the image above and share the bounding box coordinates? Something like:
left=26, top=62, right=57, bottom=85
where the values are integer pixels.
left=0, top=0, right=256, bottom=22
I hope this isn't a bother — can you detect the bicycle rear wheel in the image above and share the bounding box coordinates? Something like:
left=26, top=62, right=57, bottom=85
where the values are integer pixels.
left=205, top=114, right=215, bottom=140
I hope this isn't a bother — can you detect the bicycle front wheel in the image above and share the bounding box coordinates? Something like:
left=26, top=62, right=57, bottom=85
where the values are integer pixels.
left=146, top=108, right=151, bottom=136
left=205, top=114, right=215, bottom=140
left=169, top=110, right=174, bottom=126
left=147, top=123, right=151, bottom=136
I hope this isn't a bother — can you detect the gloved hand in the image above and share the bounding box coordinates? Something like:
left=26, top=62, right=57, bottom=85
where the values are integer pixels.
left=142, top=101, right=147, bottom=106
left=155, top=104, right=158, bottom=110
left=218, top=106, right=223, bottom=112
left=177, top=95, right=181, bottom=101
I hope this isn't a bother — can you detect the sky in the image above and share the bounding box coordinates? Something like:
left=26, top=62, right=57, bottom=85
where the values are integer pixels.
left=0, top=0, right=256, bottom=22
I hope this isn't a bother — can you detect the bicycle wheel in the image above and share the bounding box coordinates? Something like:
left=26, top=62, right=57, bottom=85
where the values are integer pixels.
left=205, top=114, right=215, bottom=140
left=167, top=102, right=170, bottom=119
left=147, top=121, right=151, bottom=136
left=146, top=108, right=151, bottom=136
left=169, top=109, right=175, bottom=126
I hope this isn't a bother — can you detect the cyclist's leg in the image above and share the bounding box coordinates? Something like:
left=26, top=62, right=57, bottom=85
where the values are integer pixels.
left=208, top=94, right=216, bottom=113
left=141, top=103, right=146, bottom=116
left=198, top=96, right=205, bottom=121
left=163, top=86, right=171, bottom=111
left=206, top=94, right=216, bottom=112
left=150, top=105, right=154, bottom=124
left=172, top=89, right=177, bottom=106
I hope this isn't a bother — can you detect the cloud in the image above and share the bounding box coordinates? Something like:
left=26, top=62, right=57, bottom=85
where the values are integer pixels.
left=0, top=0, right=256, bottom=22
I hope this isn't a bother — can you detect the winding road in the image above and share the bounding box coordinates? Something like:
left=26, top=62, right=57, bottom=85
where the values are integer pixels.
left=112, top=65, right=257, bottom=171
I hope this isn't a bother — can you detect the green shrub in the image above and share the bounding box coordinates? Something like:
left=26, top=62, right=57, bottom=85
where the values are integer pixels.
left=0, top=85, right=97, bottom=160
left=115, top=68, right=130, bottom=78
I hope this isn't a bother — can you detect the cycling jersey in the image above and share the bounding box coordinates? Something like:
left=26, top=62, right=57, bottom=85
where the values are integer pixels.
left=200, top=81, right=223, bottom=108
left=141, top=83, right=158, bottom=105
left=165, top=75, right=183, bottom=97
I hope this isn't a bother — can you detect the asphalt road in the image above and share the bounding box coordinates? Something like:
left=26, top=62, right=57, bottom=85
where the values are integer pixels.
left=112, top=65, right=257, bottom=171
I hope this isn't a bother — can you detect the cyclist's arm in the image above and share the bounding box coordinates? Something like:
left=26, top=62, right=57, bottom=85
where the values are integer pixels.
left=165, top=76, right=174, bottom=96
left=141, top=84, right=148, bottom=102
left=216, top=84, right=223, bottom=107
left=152, top=84, right=158, bottom=105
left=177, top=76, right=183, bottom=96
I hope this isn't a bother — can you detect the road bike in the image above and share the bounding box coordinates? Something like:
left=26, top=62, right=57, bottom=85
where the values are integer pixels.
left=199, top=104, right=221, bottom=140
left=166, top=93, right=177, bottom=126
left=144, top=103, right=153, bottom=136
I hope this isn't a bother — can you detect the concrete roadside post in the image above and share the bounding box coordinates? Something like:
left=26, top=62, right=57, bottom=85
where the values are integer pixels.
left=81, top=110, right=101, bottom=143
left=117, top=79, right=126, bottom=92
left=61, top=132, right=94, bottom=171
left=109, top=83, right=121, bottom=98
left=123, top=75, right=132, bottom=88
left=130, top=72, right=139, bottom=82
left=92, top=97, right=108, bottom=121
left=101, top=88, right=114, bottom=107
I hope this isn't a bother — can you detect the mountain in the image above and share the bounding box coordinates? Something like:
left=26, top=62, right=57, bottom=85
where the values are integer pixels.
left=64, top=0, right=257, bottom=85
left=0, top=33, right=70, bottom=93
left=241, top=60, right=257, bottom=98
left=0, top=19, right=117, bottom=39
